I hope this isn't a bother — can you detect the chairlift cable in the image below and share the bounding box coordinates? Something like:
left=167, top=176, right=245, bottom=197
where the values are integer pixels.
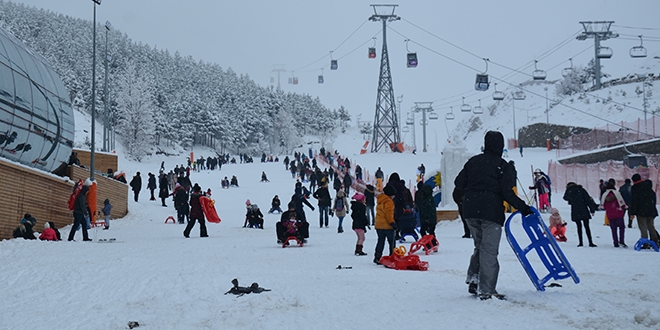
left=613, top=24, right=660, bottom=31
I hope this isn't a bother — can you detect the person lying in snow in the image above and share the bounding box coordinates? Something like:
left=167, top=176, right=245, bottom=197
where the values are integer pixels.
left=224, top=278, right=270, bottom=296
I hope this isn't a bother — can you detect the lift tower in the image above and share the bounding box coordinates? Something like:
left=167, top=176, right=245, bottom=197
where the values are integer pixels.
left=370, top=4, right=401, bottom=152
left=576, top=21, right=618, bottom=90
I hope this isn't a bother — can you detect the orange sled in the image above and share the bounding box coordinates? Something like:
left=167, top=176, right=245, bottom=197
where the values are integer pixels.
left=200, top=196, right=221, bottom=223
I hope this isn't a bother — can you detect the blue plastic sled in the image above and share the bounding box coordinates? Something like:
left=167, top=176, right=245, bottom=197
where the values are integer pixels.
left=505, top=207, right=580, bottom=291
left=633, top=238, right=660, bottom=252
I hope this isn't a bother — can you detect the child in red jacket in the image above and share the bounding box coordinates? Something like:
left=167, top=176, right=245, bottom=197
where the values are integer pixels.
left=548, top=208, right=567, bottom=242
left=39, top=222, right=60, bottom=241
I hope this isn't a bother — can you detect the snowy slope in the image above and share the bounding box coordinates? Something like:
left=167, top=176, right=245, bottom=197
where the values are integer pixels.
left=1, top=108, right=660, bottom=330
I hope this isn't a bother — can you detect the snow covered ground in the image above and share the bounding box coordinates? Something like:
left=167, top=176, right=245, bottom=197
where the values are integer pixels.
left=1, top=134, right=660, bottom=329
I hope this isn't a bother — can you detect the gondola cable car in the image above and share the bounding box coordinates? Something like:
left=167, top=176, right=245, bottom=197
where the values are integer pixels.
left=318, top=68, right=324, bottom=84
left=461, top=96, right=471, bottom=112
left=630, top=35, right=647, bottom=58
left=492, top=82, right=505, bottom=101
left=405, top=39, right=418, bottom=68
left=532, top=60, right=547, bottom=81
left=330, top=51, right=338, bottom=70
left=368, top=37, right=377, bottom=59
left=475, top=58, right=490, bottom=91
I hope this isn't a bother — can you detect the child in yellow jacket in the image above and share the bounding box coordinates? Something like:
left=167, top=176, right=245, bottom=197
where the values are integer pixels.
left=374, top=185, right=397, bottom=264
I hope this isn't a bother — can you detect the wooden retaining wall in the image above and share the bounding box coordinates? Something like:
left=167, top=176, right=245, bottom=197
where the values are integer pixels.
left=74, top=148, right=119, bottom=174
left=0, top=159, right=73, bottom=240
left=0, top=160, right=128, bottom=240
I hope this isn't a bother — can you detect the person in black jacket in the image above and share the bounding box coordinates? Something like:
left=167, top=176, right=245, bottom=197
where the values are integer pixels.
left=173, top=184, right=189, bottom=224
left=158, top=174, right=169, bottom=207
left=67, top=185, right=91, bottom=241
left=130, top=172, right=142, bottom=202
left=619, top=178, right=633, bottom=228
left=563, top=182, right=598, bottom=247
left=454, top=131, right=531, bottom=300
left=452, top=187, right=470, bottom=238
left=269, top=195, right=282, bottom=214
left=418, top=185, right=437, bottom=237
left=351, top=193, right=369, bottom=255
left=13, top=214, right=37, bottom=239
left=183, top=184, right=208, bottom=238
left=629, top=173, right=659, bottom=246
left=312, top=181, right=332, bottom=228
left=364, top=183, right=376, bottom=225
left=147, top=172, right=157, bottom=201
left=333, top=175, right=342, bottom=193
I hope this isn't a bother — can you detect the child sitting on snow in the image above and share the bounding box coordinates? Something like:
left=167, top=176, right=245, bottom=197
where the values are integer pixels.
left=548, top=207, right=567, bottom=242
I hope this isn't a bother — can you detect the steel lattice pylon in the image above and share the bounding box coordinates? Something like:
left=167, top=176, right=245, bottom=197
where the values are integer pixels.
left=370, top=5, right=400, bottom=153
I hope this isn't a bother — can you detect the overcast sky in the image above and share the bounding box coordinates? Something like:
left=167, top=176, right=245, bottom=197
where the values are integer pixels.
left=9, top=0, right=660, bottom=146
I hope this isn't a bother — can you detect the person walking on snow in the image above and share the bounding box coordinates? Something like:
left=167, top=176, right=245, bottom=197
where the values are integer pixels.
left=130, top=172, right=142, bottom=202
left=454, top=131, right=531, bottom=300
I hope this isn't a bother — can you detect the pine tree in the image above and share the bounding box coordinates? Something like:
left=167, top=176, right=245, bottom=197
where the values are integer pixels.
left=116, top=62, right=155, bottom=161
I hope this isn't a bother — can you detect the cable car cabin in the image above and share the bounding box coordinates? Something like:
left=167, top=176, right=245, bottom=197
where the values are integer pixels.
left=407, top=53, right=418, bottom=68
left=293, top=77, right=298, bottom=85
left=368, top=47, right=377, bottom=59
left=597, top=47, right=613, bottom=59
left=630, top=46, right=647, bottom=58
left=513, top=91, right=526, bottom=100
left=402, top=126, right=410, bottom=133
left=428, top=112, right=439, bottom=120
left=532, top=70, right=547, bottom=80
left=492, top=91, right=505, bottom=101
left=331, top=60, right=338, bottom=70
left=624, top=154, right=647, bottom=168
left=318, top=75, right=324, bottom=84
left=288, top=77, right=293, bottom=84
left=475, top=74, right=489, bottom=91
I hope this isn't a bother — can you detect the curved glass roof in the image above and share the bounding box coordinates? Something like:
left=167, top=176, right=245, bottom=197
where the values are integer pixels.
left=0, top=26, right=74, bottom=172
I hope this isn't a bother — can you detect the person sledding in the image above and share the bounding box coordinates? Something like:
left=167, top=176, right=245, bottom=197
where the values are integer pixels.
left=548, top=208, right=568, bottom=242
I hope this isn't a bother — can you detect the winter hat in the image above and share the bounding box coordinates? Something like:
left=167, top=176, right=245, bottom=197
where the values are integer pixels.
left=44, top=222, right=50, bottom=229
left=337, top=190, right=345, bottom=198
left=550, top=207, right=559, bottom=215
left=352, top=192, right=366, bottom=203
left=384, top=185, right=396, bottom=197
left=246, top=199, right=251, bottom=206
left=193, top=184, right=201, bottom=192
left=632, top=173, right=642, bottom=182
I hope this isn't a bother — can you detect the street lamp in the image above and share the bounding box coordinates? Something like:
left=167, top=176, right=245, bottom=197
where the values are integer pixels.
left=102, top=20, right=111, bottom=152
left=90, top=0, right=101, bottom=181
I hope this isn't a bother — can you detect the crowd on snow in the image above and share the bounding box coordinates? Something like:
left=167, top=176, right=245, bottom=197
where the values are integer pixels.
left=12, top=132, right=660, bottom=300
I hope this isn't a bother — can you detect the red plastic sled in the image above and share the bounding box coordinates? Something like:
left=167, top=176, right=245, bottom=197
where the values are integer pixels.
left=282, top=236, right=304, bottom=248
left=409, top=234, right=439, bottom=255
left=379, top=246, right=429, bottom=271
left=200, top=196, right=221, bottom=223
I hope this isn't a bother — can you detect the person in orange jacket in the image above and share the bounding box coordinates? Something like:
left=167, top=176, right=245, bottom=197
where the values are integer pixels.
left=373, top=185, right=397, bottom=265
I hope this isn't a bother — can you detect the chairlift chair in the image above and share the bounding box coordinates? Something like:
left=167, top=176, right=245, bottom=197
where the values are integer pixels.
left=475, top=58, right=490, bottom=91
left=597, top=46, right=613, bottom=59
left=473, top=99, right=483, bottom=114
left=630, top=35, right=647, bottom=58
left=428, top=112, right=439, bottom=120
left=461, top=97, right=471, bottom=112
left=513, top=85, right=526, bottom=100
left=402, top=126, right=410, bottom=133
left=405, top=118, right=414, bottom=125
left=532, top=60, right=547, bottom=81
left=561, top=58, right=574, bottom=77
left=492, top=83, right=505, bottom=101
left=445, top=106, right=455, bottom=120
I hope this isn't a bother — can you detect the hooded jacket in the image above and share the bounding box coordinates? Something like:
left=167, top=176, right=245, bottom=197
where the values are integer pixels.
left=333, top=190, right=349, bottom=217
left=629, top=179, right=658, bottom=217
left=454, top=131, right=528, bottom=225
left=562, top=183, right=598, bottom=221
left=375, top=193, right=395, bottom=230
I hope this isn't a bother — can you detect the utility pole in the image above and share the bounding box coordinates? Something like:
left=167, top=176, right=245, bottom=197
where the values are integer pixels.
left=576, top=21, right=618, bottom=90
left=413, top=102, right=434, bottom=153
left=271, top=64, right=286, bottom=90
left=369, top=4, right=401, bottom=152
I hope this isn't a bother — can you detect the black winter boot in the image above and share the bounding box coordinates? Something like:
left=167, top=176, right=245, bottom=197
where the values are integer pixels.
left=357, top=244, right=367, bottom=256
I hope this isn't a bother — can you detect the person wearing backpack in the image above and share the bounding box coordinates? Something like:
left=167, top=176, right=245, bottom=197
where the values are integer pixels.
left=67, top=185, right=91, bottom=241
left=332, top=190, right=349, bottom=233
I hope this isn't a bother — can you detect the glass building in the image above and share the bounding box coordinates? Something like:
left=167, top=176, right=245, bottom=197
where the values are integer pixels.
left=0, top=26, right=74, bottom=172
